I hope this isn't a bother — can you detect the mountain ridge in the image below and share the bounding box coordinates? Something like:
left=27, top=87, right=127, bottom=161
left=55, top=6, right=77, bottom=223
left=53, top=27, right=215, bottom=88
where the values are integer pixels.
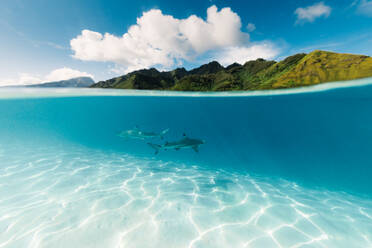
left=91, top=50, right=372, bottom=91
left=27, top=77, right=95, bottom=88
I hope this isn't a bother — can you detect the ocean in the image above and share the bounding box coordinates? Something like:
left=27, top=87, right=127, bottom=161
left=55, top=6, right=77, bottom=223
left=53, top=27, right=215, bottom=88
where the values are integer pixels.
left=0, top=78, right=372, bottom=247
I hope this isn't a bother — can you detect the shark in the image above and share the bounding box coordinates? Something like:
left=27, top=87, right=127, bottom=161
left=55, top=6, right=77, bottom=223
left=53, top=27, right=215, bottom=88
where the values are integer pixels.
left=148, top=134, right=205, bottom=154
left=118, top=126, right=169, bottom=140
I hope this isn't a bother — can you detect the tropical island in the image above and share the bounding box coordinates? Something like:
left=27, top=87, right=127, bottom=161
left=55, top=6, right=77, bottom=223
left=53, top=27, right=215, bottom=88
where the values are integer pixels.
left=91, top=50, right=372, bottom=91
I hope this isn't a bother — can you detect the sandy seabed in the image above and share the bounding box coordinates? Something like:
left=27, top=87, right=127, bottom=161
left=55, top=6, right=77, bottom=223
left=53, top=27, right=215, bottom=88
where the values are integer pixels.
left=0, top=144, right=371, bottom=248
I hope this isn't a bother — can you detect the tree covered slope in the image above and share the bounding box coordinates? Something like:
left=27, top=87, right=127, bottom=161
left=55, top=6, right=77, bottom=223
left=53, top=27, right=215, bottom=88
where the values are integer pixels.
left=91, top=50, right=372, bottom=91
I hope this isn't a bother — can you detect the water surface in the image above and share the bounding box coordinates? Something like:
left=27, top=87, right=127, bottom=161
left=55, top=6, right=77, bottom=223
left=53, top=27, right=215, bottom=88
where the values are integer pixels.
left=1, top=79, right=372, bottom=247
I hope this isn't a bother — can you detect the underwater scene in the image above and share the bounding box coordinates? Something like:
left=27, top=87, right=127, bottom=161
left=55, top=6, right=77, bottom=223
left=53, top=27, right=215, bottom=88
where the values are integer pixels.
left=1, top=80, right=372, bottom=248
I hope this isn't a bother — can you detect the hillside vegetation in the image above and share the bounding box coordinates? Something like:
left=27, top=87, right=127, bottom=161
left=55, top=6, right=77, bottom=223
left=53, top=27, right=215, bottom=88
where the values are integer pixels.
left=27, top=77, right=94, bottom=88
left=91, top=50, right=372, bottom=91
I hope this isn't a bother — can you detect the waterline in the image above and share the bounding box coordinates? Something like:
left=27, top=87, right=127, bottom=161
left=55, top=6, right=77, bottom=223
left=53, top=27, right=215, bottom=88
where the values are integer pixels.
left=0, top=77, right=372, bottom=99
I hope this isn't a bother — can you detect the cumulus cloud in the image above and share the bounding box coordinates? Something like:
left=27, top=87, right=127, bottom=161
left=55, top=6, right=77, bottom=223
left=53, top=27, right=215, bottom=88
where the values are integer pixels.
left=17, top=74, right=42, bottom=85
left=295, top=2, right=331, bottom=24
left=246, top=23, right=256, bottom=32
left=70, top=5, right=279, bottom=73
left=0, top=68, right=93, bottom=86
left=0, top=74, right=41, bottom=87
left=358, top=0, right=372, bottom=16
left=44, top=67, right=93, bottom=82
left=214, top=43, right=280, bottom=66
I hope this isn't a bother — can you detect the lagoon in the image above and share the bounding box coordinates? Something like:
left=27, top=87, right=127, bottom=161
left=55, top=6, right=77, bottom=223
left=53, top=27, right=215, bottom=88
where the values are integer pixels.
left=1, top=79, right=372, bottom=247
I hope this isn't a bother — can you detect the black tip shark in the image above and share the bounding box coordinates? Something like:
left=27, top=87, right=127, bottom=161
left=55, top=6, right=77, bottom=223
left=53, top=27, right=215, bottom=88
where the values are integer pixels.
left=148, top=134, right=205, bottom=154
left=118, top=126, right=169, bottom=140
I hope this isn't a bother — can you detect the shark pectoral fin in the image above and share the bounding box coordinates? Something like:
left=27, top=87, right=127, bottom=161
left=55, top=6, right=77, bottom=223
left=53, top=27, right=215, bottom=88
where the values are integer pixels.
left=192, top=146, right=199, bottom=153
left=148, top=143, right=161, bottom=155
left=160, top=129, right=169, bottom=139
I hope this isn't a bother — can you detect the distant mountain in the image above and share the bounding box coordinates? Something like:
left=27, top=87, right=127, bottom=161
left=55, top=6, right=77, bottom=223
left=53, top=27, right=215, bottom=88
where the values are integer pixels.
left=91, top=50, right=372, bottom=91
left=27, top=77, right=94, bottom=88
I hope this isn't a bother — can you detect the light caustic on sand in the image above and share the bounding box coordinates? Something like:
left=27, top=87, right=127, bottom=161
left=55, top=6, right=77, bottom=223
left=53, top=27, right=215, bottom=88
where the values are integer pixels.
left=0, top=146, right=372, bottom=248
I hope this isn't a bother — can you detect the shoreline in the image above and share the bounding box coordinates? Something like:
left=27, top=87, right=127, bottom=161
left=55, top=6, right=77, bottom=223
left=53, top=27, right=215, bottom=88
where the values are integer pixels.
left=0, top=77, right=371, bottom=99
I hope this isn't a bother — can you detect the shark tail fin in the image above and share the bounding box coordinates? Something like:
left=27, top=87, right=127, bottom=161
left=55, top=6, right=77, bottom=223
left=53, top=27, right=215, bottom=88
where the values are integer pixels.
left=160, top=128, right=169, bottom=140
left=147, top=143, right=161, bottom=155
left=192, top=145, right=199, bottom=153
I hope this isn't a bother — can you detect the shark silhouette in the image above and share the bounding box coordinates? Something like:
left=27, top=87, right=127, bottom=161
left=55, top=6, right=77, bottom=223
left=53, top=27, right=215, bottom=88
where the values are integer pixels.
left=148, top=134, right=205, bottom=154
left=118, top=126, right=169, bottom=140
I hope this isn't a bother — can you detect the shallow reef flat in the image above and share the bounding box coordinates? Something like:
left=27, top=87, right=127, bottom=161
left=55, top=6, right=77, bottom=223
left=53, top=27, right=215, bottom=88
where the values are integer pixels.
left=0, top=144, right=371, bottom=248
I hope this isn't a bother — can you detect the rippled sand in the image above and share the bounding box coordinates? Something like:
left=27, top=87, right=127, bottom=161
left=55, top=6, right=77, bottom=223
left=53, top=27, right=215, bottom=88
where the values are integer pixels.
left=0, top=145, right=371, bottom=248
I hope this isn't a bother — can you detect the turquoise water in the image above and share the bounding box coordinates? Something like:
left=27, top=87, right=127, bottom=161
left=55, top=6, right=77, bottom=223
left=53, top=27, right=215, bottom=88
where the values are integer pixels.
left=1, top=79, right=372, bottom=247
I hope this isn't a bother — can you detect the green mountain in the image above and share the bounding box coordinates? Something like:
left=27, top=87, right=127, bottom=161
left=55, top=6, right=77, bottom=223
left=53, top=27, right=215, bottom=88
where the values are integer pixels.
left=27, top=77, right=95, bottom=88
left=91, top=50, right=372, bottom=91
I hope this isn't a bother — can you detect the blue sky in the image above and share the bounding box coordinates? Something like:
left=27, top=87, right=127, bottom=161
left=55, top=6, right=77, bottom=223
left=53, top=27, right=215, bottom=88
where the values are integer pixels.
left=0, top=0, right=371, bottom=85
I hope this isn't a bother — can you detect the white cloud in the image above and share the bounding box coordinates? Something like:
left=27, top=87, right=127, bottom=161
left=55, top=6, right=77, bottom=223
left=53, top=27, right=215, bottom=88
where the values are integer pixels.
left=214, top=43, right=280, bottom=66
left=246, top=23, right=256, bottom=32
left=0, top=68, right=93, bottom=86
left=70, top=5, right=278, bottom=73
left=0, top=74, right=42, bottom=87
left=45, top=67, right=93, bottom=82
left=295, top=2, right=331, bottom=24
left=358, top=0, right=372, bottom=16
left=17, top=74, right=42, bottom=85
